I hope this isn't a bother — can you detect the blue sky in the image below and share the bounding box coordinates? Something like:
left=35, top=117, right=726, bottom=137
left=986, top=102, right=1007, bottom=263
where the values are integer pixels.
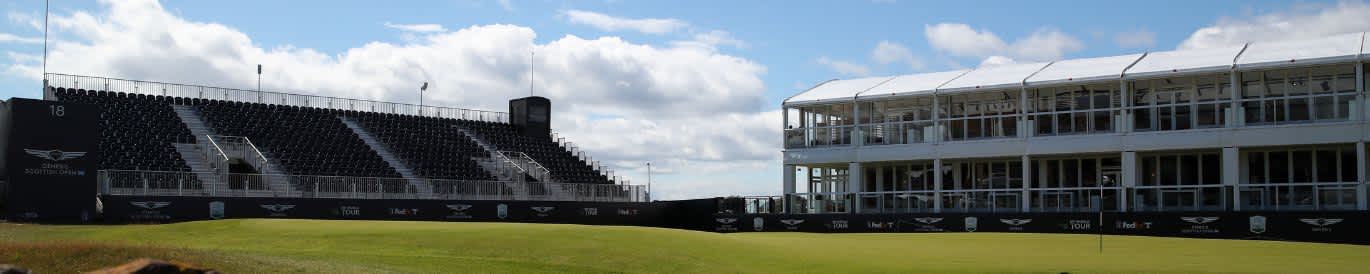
left=1, top=0, right=1367, bottom=199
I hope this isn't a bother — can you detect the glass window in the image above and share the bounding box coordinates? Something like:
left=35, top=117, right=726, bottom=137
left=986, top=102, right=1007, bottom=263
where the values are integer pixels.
left=1248, top=152, right=1266, bottom=184
left=1316, top=149, right=1338, bottom=182
left=1268, top=151, right=1289, bottom=183
left=1291, top=150, right=1313, bottom=183
left=1201, top=154, right=1220, bottom=185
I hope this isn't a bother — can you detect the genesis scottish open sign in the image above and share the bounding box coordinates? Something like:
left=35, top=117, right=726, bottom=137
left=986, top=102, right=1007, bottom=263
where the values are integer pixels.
left=4, top=98, right=99, bottom=222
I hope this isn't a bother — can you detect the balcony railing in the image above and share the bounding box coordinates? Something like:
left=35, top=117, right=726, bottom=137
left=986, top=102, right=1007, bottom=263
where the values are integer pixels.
left=98, top=170, right=647, bottom=202
left=44, top=73, right=509, bottom=123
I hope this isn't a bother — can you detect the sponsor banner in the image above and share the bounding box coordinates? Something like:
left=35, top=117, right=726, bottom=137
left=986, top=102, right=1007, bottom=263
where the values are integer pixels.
left=100, top=196, right=666, bottom=226
left=4, top=99, right=99, bottom=222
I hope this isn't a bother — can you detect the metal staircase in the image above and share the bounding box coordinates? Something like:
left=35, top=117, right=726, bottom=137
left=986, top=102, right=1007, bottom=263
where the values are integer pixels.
left=337, top=116, right=430, bottom=194
left=172, top=105, right=290, bottom=193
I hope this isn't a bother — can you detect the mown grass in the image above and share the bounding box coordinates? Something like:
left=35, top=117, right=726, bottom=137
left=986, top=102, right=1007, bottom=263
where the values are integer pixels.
left=3, top=219, right=1369, bottom=273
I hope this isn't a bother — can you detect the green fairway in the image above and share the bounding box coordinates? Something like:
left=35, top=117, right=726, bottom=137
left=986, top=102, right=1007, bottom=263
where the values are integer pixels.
left=3, top=219, right=1368, bottom=273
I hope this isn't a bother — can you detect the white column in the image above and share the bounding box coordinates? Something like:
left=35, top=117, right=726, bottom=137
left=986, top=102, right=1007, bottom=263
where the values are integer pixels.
left=1120, top=80, right=1131, bottom=133
left=1358, top=142, right=1367, bottom=211
left=1355, top=64, right=1365, bottom=121
left=1223, top=147, right=1241, bottom=211
left=1121, top=151, right=1137, bottom=212
left=1230, top=72, right=1244, bottom=127
left=848, top=162, right=862, bottom=213
left=1021, top=155, right=1031, bottom=212
left=933, top=158, right=943, bottom=213
left=783, top=165, right=797, bottom=214
left=852, top=101, right=863, bottom=146
left=931, top=96, right=941, bottom=144
left=783, top=165, right=796, bottom=194
left=1020, top=87, right=1029, bottom=138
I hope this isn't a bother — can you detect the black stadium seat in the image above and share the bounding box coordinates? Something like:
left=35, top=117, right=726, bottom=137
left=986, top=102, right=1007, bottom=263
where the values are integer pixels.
left=51, top=86, right=614, bottom=186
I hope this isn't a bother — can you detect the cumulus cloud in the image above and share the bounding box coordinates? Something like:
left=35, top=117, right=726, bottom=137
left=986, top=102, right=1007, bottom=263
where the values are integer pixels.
left=668, top=29, right=745, bottom=49
left=11, top=0, right=776, bottom=199
left=870, top=40, right=922, bottom=70
left=1114, top=29, right=1157, bottom=49
left=560, top=9, right=688, bottom=35
left=978, top=56, right=1016, bottom=67
left=383, top=22, right=447, bottom=33
left=496, top=0, right=514, bottom=11
left=0, top=33, right=43, bottom=44
left=924, top=23, right=1082, bottom=62
left=1179, top=1, right=1370, bottom=49
left=8, top=11, right=42, bottom=31
left=815, top=57, right=870, bottom=76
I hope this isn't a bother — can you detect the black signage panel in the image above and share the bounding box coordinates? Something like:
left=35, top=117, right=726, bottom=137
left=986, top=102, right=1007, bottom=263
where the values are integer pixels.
left=5, top=98, right=99, bottom=222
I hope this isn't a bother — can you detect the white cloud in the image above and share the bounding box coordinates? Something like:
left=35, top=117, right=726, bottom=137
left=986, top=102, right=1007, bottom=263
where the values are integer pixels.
left=1114, top=29, right=1157, bottom=48
left=671, top=30, right=747, bottom=49
left=924, top=23, right=1082, bottom=62
left=383, top=22, right=447, bottom=33
left=1179, top=1, right=1370, bottom=49
left=8, top=11, right=42, bottom=31
left=870, top=40, right=922, bottom=70
left=816, top=57, right=870, bottom=76
left=560, top=9, right=688, bottom=35
left=497, top=0, right=514, bottom=11
left=0, top=33, right=42, bottom=44
left=978, top=56, right=1016, bottom=67
left=924, top=23, right=1007, bottom=58
left=16, top=0, right=775, bottom=199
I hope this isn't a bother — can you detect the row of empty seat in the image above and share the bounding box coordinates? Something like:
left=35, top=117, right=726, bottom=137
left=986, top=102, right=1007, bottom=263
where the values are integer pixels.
left=52, top=87, right=614, bottom=186
left=459, top=120, right=613, bottom=184
left=352, top=112, right=496, bottom=181
left=52, top=88, right=194, bottom=172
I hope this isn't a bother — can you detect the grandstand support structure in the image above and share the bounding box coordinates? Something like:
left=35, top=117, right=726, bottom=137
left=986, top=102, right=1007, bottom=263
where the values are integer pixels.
left=337, top=116, right=430, bottom=193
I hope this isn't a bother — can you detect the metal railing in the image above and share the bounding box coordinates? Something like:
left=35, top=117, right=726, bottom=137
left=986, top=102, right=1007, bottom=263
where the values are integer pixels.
left=44, top=73, right=509, bottom=123
left=499, top=151, right=553, bottom=183
left=98, top=170, right=647, bottom=202
left=201, top=135, right=271, bottom=173
left=551, top=131, right=627, bottom=185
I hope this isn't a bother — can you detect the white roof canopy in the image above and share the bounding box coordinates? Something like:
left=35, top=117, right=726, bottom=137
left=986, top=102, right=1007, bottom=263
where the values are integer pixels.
left=1236, top=32, right=1365, bottom=70
left=856, top=69, right=970, bottom=100
left=785, top=76, right=892, bottom=105
left=786, top=33, right=1368, bottom=107
left=938, top=62, right=1051, bottom=93
left=1027, top=54, right=1143, bottom=86
left=1124, top=45, right=1245, bottom=79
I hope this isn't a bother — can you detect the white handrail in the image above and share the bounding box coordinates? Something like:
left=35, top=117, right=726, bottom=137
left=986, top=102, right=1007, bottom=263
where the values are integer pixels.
left=44, top=73, right=510, bottom=123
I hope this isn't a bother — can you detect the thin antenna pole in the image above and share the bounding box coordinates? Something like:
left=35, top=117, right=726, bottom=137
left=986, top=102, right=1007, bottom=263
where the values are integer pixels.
left=42, top=0, right=49, bottom=83
left=530, top=49, right=535, bottom=97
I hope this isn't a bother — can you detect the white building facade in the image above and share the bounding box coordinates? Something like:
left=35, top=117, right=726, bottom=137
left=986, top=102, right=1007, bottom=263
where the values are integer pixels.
left=781, top=33, right=1370, bottom=214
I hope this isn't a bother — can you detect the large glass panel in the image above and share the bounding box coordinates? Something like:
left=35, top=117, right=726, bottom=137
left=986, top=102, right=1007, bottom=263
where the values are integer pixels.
left=1248, top=152, right=1266, bottom=184
left=1268, top=151, right=1289, bottom=183
left=1159, top=156, right=1177, bottom=186
left=1201, top=154, right=1220, bottom=184
left=1180, top=155, right=1198, bottom=185
left=1141, top=156, right=1157, bottom=186
left=1292, top=150, right=1313, bottom=183
left=1316, top=149, right=1337, bottom=183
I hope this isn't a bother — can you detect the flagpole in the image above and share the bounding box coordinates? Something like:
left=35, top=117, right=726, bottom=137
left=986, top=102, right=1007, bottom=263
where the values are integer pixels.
left=41, top=0, right=49, bottom=91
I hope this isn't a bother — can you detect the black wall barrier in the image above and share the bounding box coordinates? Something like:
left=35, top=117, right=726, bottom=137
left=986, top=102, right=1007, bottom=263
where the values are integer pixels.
left=101, top=195, right=670, bottom=227
left=707, top=212, right=1370, bottom=245
left=3, top=98, right=99, bottom=222
left=101, top=194, right=1370, bottom=244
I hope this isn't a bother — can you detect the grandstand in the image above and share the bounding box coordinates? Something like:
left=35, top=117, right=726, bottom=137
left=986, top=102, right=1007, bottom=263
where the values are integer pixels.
left=777, top=32, right=1370, bottom=214
left=42, top=73, right=643, bottom=202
